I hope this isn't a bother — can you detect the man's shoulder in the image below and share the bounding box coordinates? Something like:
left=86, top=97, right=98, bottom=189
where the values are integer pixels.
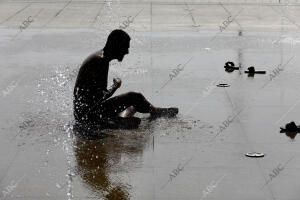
left=88, top=51, right=104, bottom=62
left=82, top=50, right=105, bottom=67
left=90, top=50, right=104, bottom=60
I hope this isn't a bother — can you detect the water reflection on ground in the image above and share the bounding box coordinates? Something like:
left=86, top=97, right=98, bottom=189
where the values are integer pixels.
left=73, top=124, right=153, bottom=199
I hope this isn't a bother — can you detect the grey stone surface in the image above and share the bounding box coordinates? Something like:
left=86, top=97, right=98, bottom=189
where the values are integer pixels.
left=0, top=1, right=300, bottom=200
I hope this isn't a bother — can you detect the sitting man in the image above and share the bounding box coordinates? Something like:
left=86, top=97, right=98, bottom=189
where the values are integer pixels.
left=73, top=29, right=178, bottom=129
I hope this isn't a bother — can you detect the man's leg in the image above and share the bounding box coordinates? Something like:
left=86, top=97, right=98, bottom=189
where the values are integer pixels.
left=99, top=91, right=156, bottom=117
left=118, top=106, right=136, bottom=117
left=98, top=91, right=178, bottom=119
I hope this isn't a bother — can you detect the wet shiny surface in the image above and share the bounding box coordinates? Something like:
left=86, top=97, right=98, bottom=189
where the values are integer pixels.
left=1, top=1, right=300, bottom=200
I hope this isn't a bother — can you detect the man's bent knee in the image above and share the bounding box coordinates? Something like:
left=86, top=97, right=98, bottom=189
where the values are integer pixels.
left=127, top=91, right=144, bottom=101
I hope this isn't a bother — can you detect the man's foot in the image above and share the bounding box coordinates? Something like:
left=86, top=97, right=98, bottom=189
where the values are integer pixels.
left=150, top=107, right=179, bottom=119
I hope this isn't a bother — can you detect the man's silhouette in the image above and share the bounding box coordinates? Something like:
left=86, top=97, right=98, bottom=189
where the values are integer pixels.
left=73, top=29, right=178, bottom=128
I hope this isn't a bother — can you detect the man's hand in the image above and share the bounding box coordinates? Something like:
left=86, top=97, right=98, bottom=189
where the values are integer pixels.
left=102, top=78, right=122, bottom=100
left=113, top=78, right=122, bottom=89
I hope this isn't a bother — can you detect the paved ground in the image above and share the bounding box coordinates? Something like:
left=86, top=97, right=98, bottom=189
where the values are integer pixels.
left=1, top=0, right=300, bottom=31
left=1, top=0, right=300, bottom=200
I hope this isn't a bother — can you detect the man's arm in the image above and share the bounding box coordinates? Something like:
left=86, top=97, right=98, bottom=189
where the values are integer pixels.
left=102, top=78, right=122, bottom=100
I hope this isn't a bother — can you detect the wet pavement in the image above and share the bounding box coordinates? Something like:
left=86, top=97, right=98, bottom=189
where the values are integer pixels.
left=1, top=1, right=300, bottom=200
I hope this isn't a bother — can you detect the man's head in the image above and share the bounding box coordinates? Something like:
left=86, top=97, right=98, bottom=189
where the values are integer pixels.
left=103, top=29, right=130, bottom=62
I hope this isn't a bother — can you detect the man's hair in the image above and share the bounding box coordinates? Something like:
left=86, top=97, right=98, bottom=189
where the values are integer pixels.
left=104, top=29, right=130, bottom=52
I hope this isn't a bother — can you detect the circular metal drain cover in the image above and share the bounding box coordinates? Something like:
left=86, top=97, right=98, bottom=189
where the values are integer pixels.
left=245, top=152, right=265, bottom=158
